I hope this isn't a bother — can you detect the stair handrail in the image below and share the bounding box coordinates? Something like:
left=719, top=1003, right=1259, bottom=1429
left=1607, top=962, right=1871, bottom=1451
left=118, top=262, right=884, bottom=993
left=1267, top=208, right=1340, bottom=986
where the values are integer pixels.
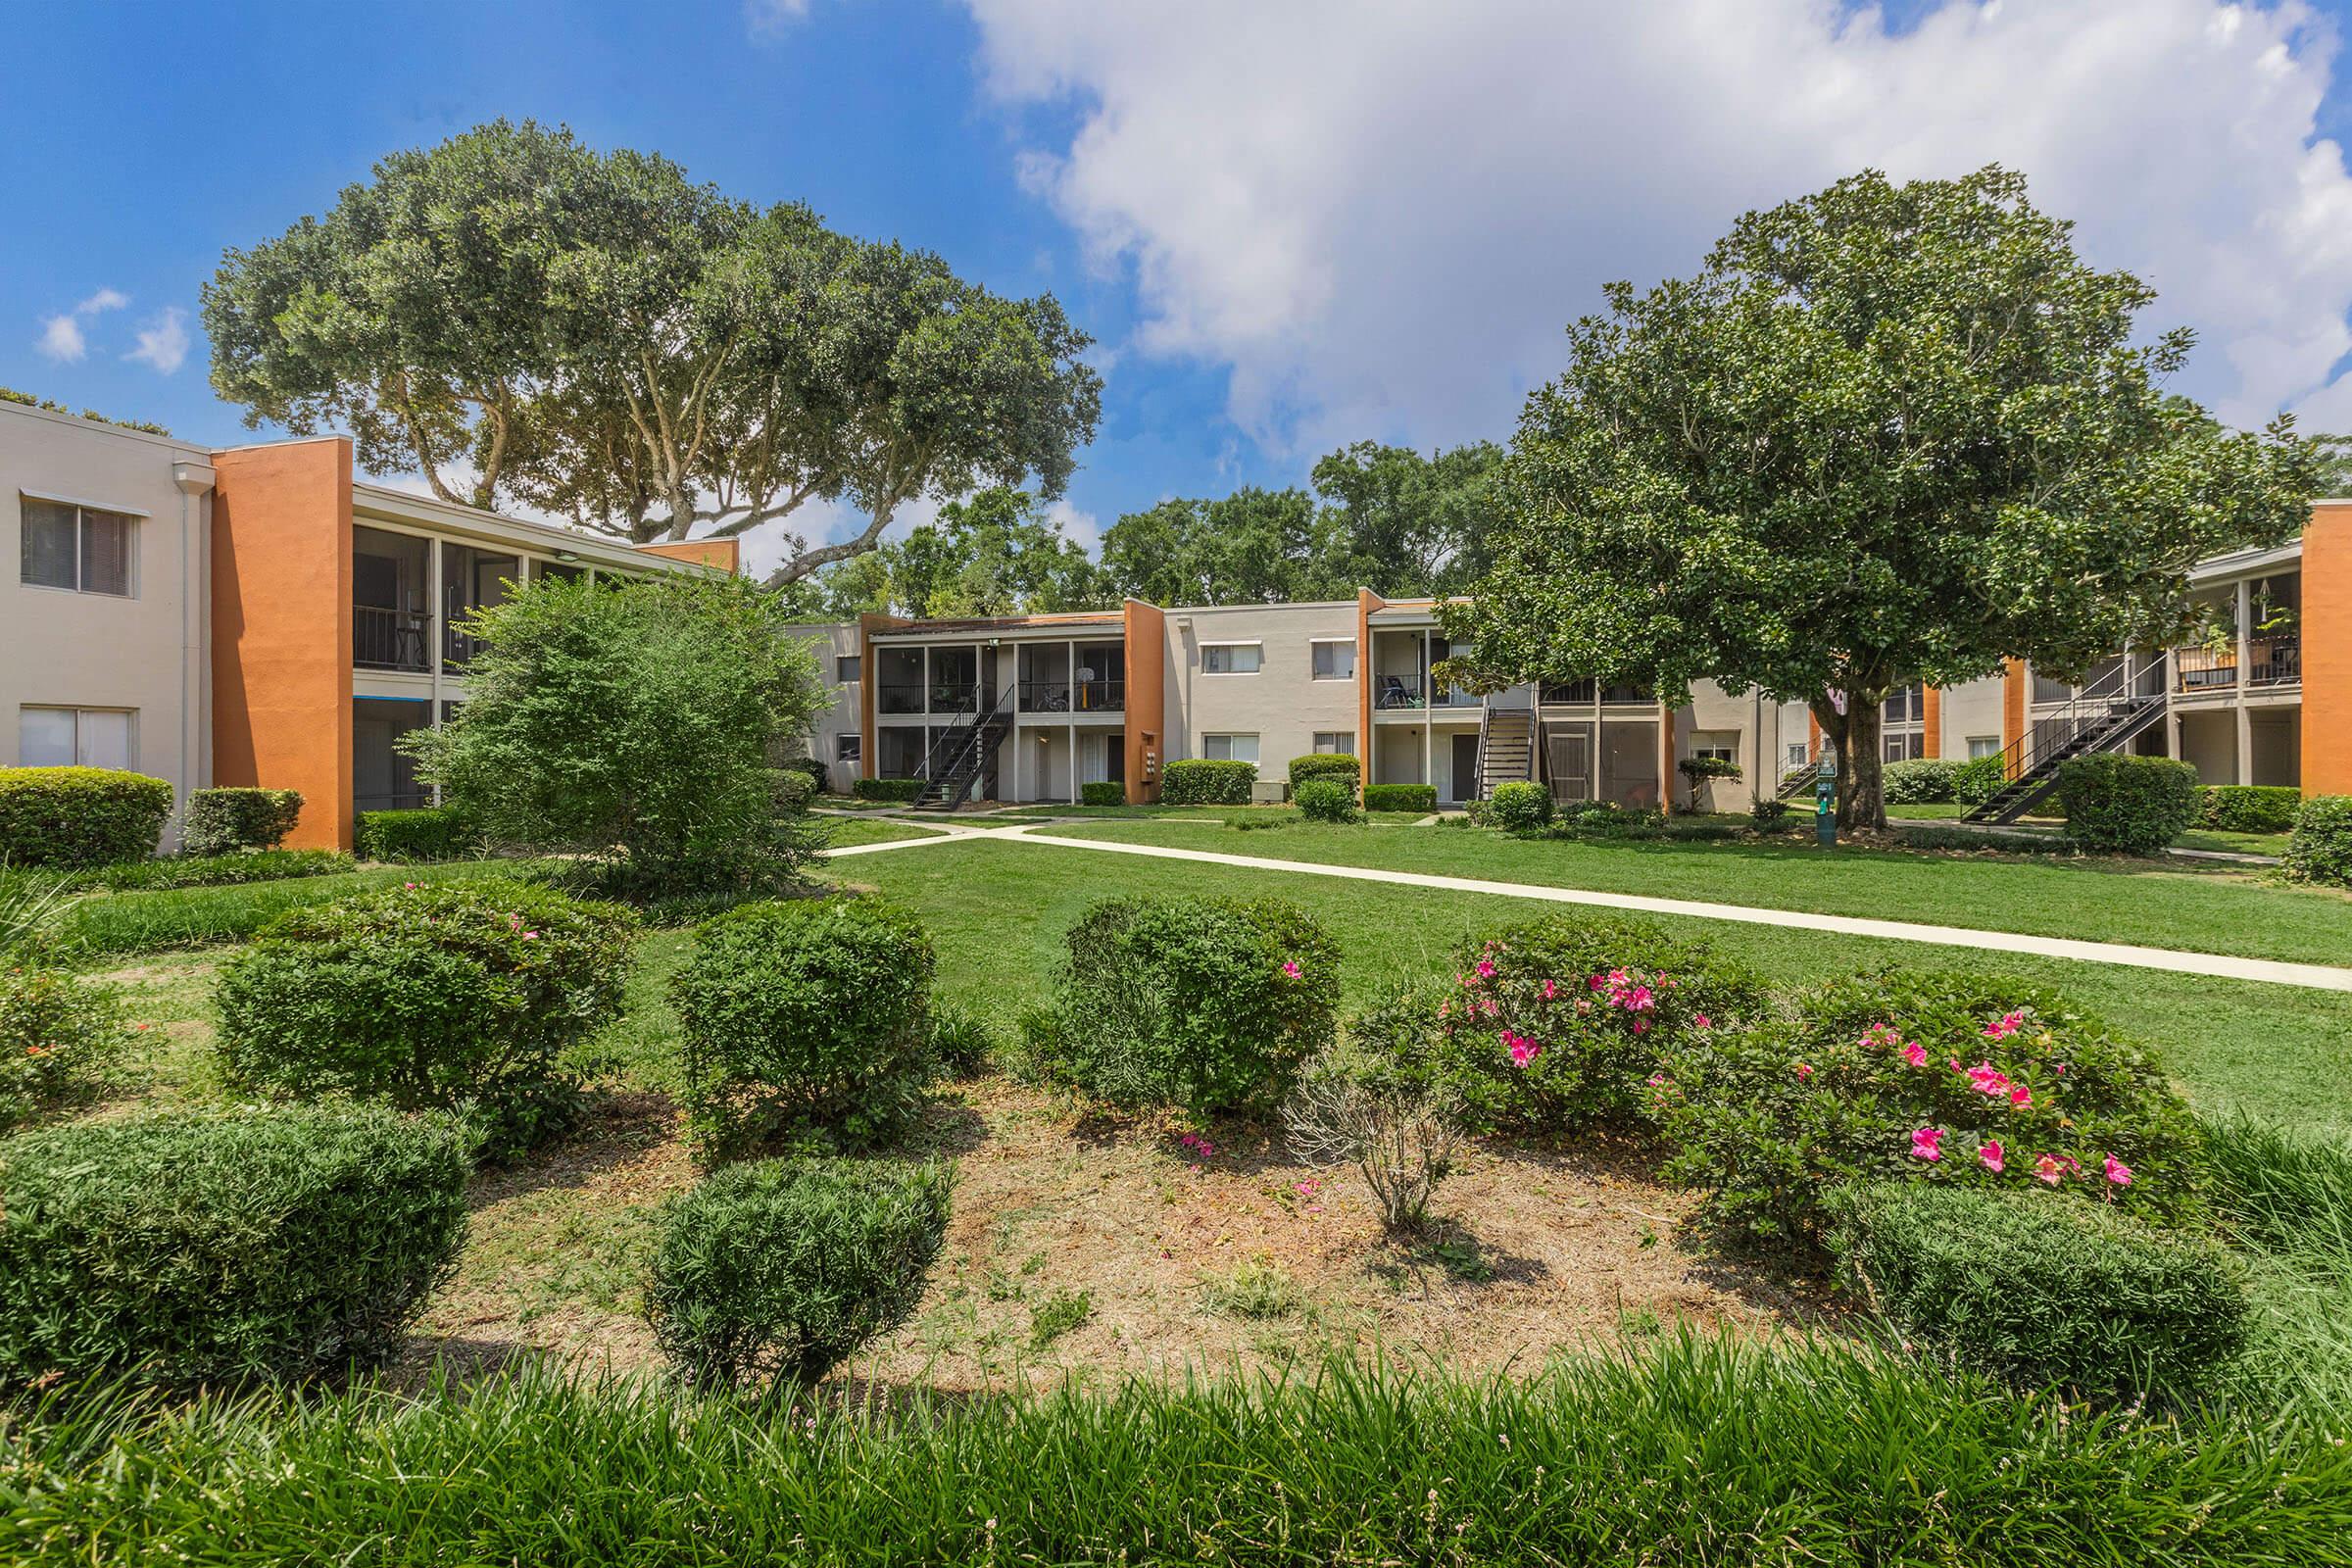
left=917, top=684, right=1015, bottom=793
left=1974, top=659, right=2156, bottom=798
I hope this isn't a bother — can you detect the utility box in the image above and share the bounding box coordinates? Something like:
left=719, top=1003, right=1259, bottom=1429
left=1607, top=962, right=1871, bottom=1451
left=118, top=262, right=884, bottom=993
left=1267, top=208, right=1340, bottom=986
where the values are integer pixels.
left=1251, top=781, right=1292, bottom=806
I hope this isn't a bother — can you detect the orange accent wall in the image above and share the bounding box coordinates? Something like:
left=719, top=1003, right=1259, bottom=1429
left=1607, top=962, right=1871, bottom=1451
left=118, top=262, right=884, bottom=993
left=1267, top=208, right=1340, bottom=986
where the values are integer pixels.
left=2306, top=504, right=2352, bottom=796
left=1921, top=686, right=1942, bottom=760
left=1122, top=600, right=1168, bottom=803
left=634, top=538, right=741, bottom=574
left=210, top=440, right=355, bottom=851
left=2001, top=661, right=2028, bottom=778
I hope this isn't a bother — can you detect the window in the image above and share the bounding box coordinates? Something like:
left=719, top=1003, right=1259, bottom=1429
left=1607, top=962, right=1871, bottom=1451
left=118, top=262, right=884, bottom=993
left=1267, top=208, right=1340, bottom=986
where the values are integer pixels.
left=21, top=707, right=133, bottom=769
left=21, top=499, right=136, bottom=596
left=1312, top=731, right=1355, bottom=756
left=835, top=655, right=862, bottom=684
left=1200, top=643, right=1261, bottom=674
left=1309, top=639, right=1356, bottom=680
left=1883, top=731, right=1926, bottom=763
left=1202, top=733, right=1259, bottom=763
left=1693, top=744, right=1738, bottom=764
left=1881, top=684, right=1924, bottom=725
left=835, top=733, right=861, bottom=762
left=1786, top=742, right=1809, bottom=770
left=1967, top=736, right=2001, bottom=760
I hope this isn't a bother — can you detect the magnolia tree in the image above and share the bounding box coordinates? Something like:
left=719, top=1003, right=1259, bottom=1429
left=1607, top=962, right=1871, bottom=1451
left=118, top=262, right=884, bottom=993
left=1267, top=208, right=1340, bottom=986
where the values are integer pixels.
left=1444, top=167, right=2315, bottom=828
left=204, top=121, right=1102, bottom=585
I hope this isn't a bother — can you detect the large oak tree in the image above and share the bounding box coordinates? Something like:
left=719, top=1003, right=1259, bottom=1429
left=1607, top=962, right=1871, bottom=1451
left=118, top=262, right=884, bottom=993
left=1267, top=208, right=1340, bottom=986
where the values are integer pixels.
left=204, top=121, right=1102, bottom=585
left=1446, top=167, right=2315, bottom=828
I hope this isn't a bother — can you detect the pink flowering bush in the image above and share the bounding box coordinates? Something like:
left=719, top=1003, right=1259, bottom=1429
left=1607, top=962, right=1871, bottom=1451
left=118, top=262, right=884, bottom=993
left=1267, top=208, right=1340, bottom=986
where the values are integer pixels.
left=1656, top=970, right=2204, bottom=1248
left=1346, top=916, right=1768, bottom=1137
left=1, top=963, right=131, bottom=1133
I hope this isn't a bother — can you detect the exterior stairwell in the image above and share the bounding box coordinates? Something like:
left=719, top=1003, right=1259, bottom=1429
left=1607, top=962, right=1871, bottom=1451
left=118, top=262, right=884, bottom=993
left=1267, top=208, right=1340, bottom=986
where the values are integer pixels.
left=913, top=690, right=1013, bottom=809
left=1962, top=669, right=2168, bottom=826
left=1476, top=706, right=1539, bottom=798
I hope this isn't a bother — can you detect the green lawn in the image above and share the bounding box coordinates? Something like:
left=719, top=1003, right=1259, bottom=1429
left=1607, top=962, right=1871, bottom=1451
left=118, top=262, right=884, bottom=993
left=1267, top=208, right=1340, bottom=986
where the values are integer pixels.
left=53, top=858, right=550, bottom=959
left=1884, top=801, right=2290, bottom=857
left=1024, top=817, right=2350, bottom=968
left=820, top=815, right=946, bottom=849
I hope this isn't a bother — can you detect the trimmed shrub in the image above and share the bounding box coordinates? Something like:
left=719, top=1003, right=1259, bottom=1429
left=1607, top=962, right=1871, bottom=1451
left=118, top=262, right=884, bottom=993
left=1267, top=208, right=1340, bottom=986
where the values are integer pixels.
left=2283, top=795, right=2352, bottom=888
left=1288, top=754, right=1361, bottom=789
left=2054, top=754, right=2197, bottom=854
left=1160, top=759, right=1256, bottom=806
left=927, top=1001, right=1000, bottom=1078
left=786, top=757, right=834, bottom=796
left=1362, top=783, right=1438, bottom=813
left=180, top=788, right=303, bottom=858
left=646, top=1156, right=953, bottom=1389
left=354, top=806, right=482, bottom=862
left=86, top=848, right=354, bottom=892
left=0, top=766, right=173, bottom=866
left=671, top=897, right=935, bottom=1156
left=216, top=881, right=637, bottom=1155
left=1676, top=755, right=1741, bottom=808
left=2196, top=784, right=2301, bottom=835
left=1882, top=759, right=1962, bottom=805
left=1749, top=799, right=1792, bottom=825
left=1952, top=753, right=2006, bottom=807
left=1658, top=970, right=2204, bottom=1248
left=0, top=1103, right=468, bottom=1385
left=1827, top=1182, right=2251, bottom=1398
left=852, top=778, right=924, bottom=804
left=1481, top=780, right=1552, bottom=831
left=1021, top=895, right=1339, bottom=1115
left=1295, top=779, right=1359, bottom=823
left=1348, top=915, right=1769, bottom=1137
left=1079, top=781, right=1128, bottom=807
left=0, top=965, right=130, bottom=1133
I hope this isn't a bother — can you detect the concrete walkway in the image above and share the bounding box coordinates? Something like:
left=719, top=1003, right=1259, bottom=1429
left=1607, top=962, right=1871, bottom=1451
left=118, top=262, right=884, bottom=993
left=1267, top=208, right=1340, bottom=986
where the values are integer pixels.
left=818, top=820, right=2352, bottom=994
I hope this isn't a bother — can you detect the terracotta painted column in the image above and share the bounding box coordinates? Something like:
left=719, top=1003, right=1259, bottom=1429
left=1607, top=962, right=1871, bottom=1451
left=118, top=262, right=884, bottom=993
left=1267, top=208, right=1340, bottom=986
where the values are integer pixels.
left=1921, top=686, right=1942, bottom=760
left=2001, top=660, right=2029, bottom=777
left=2305, top=504, right=2352, bottom=795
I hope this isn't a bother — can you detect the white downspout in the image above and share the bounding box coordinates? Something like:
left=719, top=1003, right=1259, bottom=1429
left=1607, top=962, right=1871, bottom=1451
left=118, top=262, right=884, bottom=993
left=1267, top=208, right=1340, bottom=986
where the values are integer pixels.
left=172, top=462, right=217, bottom=850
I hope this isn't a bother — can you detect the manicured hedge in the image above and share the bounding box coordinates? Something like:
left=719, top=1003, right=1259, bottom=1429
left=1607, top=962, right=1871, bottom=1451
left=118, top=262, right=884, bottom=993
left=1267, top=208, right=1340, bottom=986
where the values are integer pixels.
left=1362, top=783, right=1437, bottom=812
left=1482, top=780, right=1552, bottom=830
left=1828, top=1182, right=2251, bottom=1398
left=1160, top=759, right=1256, bottom=806
left=0, top=766, right=173, bottom=866
left=1883, top=759, right=1963, bottom=805
left=216, top=880, right=638, bottom=1155
left=84, top=848, right=354, bottom=892
left=2196, top=784, right=2301, bottom=835
left=180, top=788, right=303, bottom=858
left=1287, top=754, right=1360, bottom=789
left=1079, top=781, right=1127, bottom=807
left=354, top=806, right=482, bottom=862
left=671, top=897, right=936, bottom=1156
left=852, top=778, right=924, bottom=804
left=1022, top=895, right=1339, bottom=1115
left=1295, top=779, right=1358, bottom=822
left=646, top=1156, right=953, bottom=1389
left=2285, top=794, right=2352, bottom=888
left=0, top=1104, right=468, bottom=1385
left=2054, top=754, right=2197, bottom=854
left=785, top=757, right=833, bottom=796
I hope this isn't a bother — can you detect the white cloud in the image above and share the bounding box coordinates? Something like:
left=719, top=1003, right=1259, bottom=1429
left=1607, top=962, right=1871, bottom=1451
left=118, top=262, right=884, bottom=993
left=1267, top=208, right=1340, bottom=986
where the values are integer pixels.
left=967, top=0, right=2352, bottom=449
left=744, top=0, right=810, bottom=38
left=124, top=307, right=189, bottom=374
left=33, top=286, right=128, bottom=364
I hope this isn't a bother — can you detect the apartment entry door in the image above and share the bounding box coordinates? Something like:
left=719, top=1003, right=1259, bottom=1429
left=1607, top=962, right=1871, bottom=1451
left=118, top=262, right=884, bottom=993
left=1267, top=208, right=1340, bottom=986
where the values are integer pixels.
left=1545, top=724, right=1593, bottom=804
left=1448, top=733, right=1479, bottom=805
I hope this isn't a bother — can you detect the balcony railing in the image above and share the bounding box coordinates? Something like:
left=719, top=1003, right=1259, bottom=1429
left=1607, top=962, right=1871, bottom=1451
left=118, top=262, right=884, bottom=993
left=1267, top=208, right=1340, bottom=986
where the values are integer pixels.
left=355, top=605, right=431, bottom=672
left=878, top=681, right=985, bottom=715
left=1020, top=679, right=1124, bottom=713
left=2249, top=637, right=2300, bottom=688
left=1374, top=672, right=1428, bottom=710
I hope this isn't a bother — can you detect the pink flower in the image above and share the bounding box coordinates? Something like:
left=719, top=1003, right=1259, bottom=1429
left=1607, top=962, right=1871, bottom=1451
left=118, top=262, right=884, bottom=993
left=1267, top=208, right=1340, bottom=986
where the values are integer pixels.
left=2008, top=1085, right=2031, bottom=1109
left=1542, top=978, right=1557, bottom=1001
left=1438, top=1001, right=1451, bottom=1019
left=1281, top=960, right=1301, bottom=979
left=1793, top=1062, right=1814, bottom=1080
left=2103, top=1155, right=2133, bottom=1188
left=522, top=931, right=539, bottom=941
left=1503, top=1031, right=1542, bottom=1068
left=1978, top=1141, right=2004, bottom=1173
left=1693, top=1013, right=1712, bottom=1029
left=1632, top=1018, right=1649, bottom=1035
left=1983, top=1010, right=2024, bottom=1041
left=2034, top=1153, right=2063, bottom=1186
left=1480, top=998, right=1498, bottom=1017
left=1910, top=1127, right=1945, bottom=1162
left=1645, top=1073, right=1667, bottom=1090
left=1588, top=974, right=1605, bottom=992
left=1476, top=959, right=1497, bottom=980
left=1902, top=1042, right=1928, bottom=1068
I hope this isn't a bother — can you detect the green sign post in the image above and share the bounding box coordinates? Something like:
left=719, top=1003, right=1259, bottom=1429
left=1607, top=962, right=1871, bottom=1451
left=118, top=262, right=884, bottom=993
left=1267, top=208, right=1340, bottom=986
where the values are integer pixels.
left=1815, top=753, right=1838, bottom=847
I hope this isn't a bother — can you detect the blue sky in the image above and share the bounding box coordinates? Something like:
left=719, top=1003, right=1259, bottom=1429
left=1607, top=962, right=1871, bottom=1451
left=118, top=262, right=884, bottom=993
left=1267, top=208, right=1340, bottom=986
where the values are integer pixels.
left=10, top=1, right=2352, bottom=565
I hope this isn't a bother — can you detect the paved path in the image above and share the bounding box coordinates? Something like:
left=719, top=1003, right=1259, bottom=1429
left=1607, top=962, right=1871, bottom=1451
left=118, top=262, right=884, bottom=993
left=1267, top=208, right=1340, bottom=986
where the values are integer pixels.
left=819, top=821, right=2352, bottom=993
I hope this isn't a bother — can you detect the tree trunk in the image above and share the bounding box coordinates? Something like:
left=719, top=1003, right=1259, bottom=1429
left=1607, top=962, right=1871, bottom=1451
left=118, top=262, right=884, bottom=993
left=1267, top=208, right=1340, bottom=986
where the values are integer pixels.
left=1806, top=694, right=1887, bottom=833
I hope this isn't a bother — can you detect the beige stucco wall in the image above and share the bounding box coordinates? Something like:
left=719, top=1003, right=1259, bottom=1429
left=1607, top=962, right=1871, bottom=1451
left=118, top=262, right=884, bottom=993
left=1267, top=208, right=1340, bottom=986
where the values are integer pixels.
left=1938, top=676, right=2004, bottom=759
left=784, top=621, right=864, bottom=790
left=1159, top=602, right=1361, bottom=776
left=1, top=404, right=215, bottom=850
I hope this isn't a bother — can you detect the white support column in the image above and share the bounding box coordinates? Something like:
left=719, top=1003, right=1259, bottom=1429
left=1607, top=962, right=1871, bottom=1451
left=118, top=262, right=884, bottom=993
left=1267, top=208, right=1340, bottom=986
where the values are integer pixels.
left=1068, top=719, right=1078, bottom=802
left=2234, top=579, right=2254, bottom=784
left=427, top=536, right=446, bottom=805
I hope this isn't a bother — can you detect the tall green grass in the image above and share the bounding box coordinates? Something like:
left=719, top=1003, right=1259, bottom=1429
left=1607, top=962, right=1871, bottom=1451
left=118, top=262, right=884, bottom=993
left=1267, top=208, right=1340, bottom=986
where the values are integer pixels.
left=8, top=1336, right=2352, bottom=1565
left=2204, top=1116, right=2352, bottom=1417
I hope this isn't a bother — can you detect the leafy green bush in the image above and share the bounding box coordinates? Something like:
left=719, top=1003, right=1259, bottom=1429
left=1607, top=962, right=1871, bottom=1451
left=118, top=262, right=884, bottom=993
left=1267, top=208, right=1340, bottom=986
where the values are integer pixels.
left=671, top=897, right=935, bottom=1156
left=2054, top=754, right=2197, bottom=854
left=645, top=1156, right=953, bottom=1389
left=83, top=848, right=355, bottom=892
left=1288, top=754, right=1361, bottom=789
left=1021, top=895, right=1339, bottom=1115
left=786, top=756, right=833, bottom=795
left=1882, top=759, right=1961, bottom=804
left=1348, top=915, right=1768, bottom=1136
left=853, top=778, right=924, bottom=804
left=2284, top=795, right=2352, bottom=888
left=1160, top=759, right=1256, bottom=806
left=0, top=1104, right=467, bottom=1385
left=1658, top=970, right=2204, bottom=1247
left=1676, top=755, right=1741, bottom=808
left=1079, top=781, right=1127, bottom=807
left=1952, top=753, right=2006, bottom=806
left=1827, top=1182, right=2251, bottom=1398
left=0, top=965, right=130, bottom=1133
left=1482, top=780, right=1552, bottom=831
left=180, top=788, right=304, bottom=857
left=1749, top=798, right=1792, bottom=825
left=0, top=766, right=173, bottom=866
left=216, top=881, right=637, bottom=1155
left=1295, top=779, right=1359, bottom=822
left=1362, top=783, right=1438, bottom=812
left=2196, top=784, right=2301, bottom=835
left=354, top=806, right=482, bottom=862
left=927, top=1001, right=1000, bottom=1078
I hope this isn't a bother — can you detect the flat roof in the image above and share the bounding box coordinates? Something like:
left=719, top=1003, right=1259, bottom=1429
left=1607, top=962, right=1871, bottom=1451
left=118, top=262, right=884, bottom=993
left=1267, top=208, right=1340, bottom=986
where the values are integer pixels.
left=352, top=481, right=718, bottom=575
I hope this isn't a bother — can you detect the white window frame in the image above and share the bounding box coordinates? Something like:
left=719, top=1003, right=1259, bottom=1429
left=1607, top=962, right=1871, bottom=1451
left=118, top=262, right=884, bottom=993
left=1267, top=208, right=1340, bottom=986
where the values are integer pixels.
left=1311, top=730, right=1355, bottom=756
left=1967, top=736, right=2001, bottom=760
left=1692, top=744, right=1738, bottom=764
left=1308, top=638, right=1356, bottom=681
left=19, top=495, right=140, bottom=598
left=835, top=733, right=861, bottom=763
left=1202, top=732, right=1259, bottom=763
left=835, top=655, right=862, bottom=684
left=1200, top=642, right=1262, bottom=675
left=19, top=706, right=136, bottom=769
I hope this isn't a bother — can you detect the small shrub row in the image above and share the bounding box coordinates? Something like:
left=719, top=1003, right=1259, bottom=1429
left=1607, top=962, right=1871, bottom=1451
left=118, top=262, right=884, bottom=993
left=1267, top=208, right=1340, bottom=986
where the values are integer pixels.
left=2196, top=784, right=2302, bottom=835
left=1295, top=779, right=1358, bottom=822
left=81, top=848, right=355, bottom=892
left=1362, top=783, right=1437, bottom=812
left=180, top=787, right=303, bottom=857
left=2054, top=754, right=2198, bottom=854
left=0, top=766, right=173, bottom=866
left=852, top=777, right=924, bottom=804
left=1159, top=759, right=1257, bottom=806
left=1078, top=780, right=1127, bottom=807
left=355, top=806, right=482, bottom=862
left=2284, top=794, right=2351, bottom=888
left=1287, top=754, right=1360, bottom=788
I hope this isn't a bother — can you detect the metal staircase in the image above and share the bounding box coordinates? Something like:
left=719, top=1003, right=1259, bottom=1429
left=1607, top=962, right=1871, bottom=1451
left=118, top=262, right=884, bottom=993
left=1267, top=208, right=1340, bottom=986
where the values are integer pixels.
left=1961, top=665, right=2167, bottom=825
left=1476, top=706, right=1539, bottom=798
left=913, top=688, right=1013, bottom=809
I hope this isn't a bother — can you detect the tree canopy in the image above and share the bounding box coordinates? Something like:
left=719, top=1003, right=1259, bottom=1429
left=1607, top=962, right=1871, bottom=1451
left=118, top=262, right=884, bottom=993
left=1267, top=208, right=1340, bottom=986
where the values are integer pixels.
left=204, top=121, right=1102, bottom=584
left=808, top=487, right=1114, bottom=619
left=1446, top=166, right=2316, bottom=827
